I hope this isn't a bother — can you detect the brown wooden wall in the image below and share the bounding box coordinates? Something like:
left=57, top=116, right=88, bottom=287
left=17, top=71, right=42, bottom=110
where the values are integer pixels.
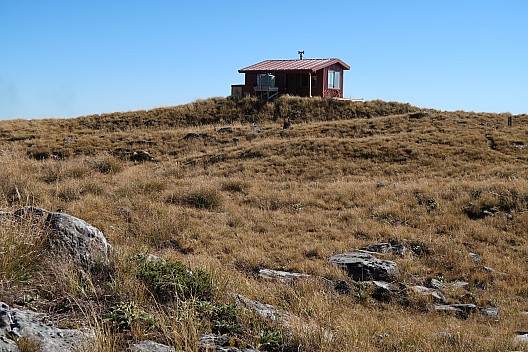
left=242, top=65, right=345, bottom=98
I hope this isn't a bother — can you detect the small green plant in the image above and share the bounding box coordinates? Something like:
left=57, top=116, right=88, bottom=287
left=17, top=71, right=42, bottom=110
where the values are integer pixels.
left=407, top=240, right=432, bottom=256
left=291, top=203, right=304, bottom=211
left=257, top=329, right=284, bottom=352
left=355, top=281, right=372, bottom=302
left=194, top=300, right=241, bottom=335
left=212, top=303, right=241, bottom=335
left=104, top=301, right=145, bottom=331
left=426, top=198, right=439, bottom=212
left=137, top=260, right=212, bottom=302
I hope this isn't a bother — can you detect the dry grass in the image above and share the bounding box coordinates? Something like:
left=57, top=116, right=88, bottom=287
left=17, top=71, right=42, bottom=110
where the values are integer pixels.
left=0, top=97, right=527, bottom=351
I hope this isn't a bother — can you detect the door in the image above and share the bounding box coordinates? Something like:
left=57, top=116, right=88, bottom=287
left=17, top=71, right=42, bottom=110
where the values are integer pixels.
left=286, top=74, right=297, bottom=95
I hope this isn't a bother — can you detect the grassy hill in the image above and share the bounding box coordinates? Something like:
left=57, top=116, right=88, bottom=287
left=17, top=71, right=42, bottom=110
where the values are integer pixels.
left=0, top=96, right=527, bottom=351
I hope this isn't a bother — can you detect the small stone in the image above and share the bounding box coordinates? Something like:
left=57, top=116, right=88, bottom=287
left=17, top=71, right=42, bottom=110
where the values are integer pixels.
left=145, top=254, right=166, bottom=264
left=480, top=307, right=499, bottom=317
left=130, top=150, right=154, bottom=162
left=514, top=332, right=528, bottom=344
left=363, top=243, right=392, bottom=254
left=425, top=278, right=448, bottom=291
left=199, top=334, right=259, bottom=352
left=451, top=280, right=470, bottom=290
left=468, top=252, right=481, bottom=262
left=410, top=286, right=447, bottom=304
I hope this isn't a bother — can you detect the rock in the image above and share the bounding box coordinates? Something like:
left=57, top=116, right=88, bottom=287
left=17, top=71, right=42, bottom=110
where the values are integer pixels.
left=485, top=134, right=497, bottom=150
left=130, top=150, right=154, bottom=162
left=258, top=269, right=311, bottom=283
left=468, top=252, right=481, bottom=262
left=13, top=207, right=111, bottom=272
left=410, top=286, right=447, bottom=304
left=362, top=242, right=406, bottom=256
left=182, top=132, right=208, bottom=140
left=217, top=127, right=233, bottom=133
left=329, top=252, right=399, bottom=282
left=145, top=254, right=166, bottom=264
left=371, top=281, right=402, bottom=302
left=434, top=304, right=478, bottom=318
left=363, top=243, right=392, bottom=254
left=391, top=244, right=406, bottom=256
left=434, top=304, right=465, bottom=313
left=334, top=280, right=353, bottom=294
left=233, top=294, right=290, bottom=324
left=450, top=280, right=470, bottom=290
left=199, top=334, right=259, bottom=352
left=463, top=203, right=499, bottom=219
left=425, top=278, right=448, bottom=291
left=480, top=307, right=499, bottom=317
left=514, top=332, right=528, bottom=344
left=129, top=340, right=175, bottom=352
left=0, top=302, right=94, bottom=352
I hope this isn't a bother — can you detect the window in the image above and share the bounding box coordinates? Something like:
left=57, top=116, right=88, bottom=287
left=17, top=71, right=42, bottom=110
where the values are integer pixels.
left=328, top=70, right=341, bottom=89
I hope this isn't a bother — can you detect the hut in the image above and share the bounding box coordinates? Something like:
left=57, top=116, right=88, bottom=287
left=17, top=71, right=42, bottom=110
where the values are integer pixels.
left=232, top=57, right=350, bottom=100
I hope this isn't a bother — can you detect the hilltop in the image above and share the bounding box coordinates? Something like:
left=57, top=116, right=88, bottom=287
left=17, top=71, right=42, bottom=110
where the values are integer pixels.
left=0, top=96, right=527, bottom=351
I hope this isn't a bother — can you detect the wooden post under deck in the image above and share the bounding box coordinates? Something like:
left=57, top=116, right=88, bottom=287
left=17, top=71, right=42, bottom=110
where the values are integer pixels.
left=309, top=73, right=312, bottom=97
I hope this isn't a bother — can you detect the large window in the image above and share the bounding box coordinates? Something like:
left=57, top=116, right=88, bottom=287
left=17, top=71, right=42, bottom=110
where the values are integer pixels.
left=328, top=70, right=341, bottom=89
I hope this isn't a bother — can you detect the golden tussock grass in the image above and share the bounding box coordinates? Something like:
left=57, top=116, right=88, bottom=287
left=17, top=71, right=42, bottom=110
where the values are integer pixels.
left=0, top=97, right=527, bottom=350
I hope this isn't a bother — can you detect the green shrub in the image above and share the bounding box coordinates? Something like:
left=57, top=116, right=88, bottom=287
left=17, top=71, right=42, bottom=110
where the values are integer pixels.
left=104, top=301, right=147, bottom=331
left=137, top=260, right=212, bottom=302
left=258, top=329, right=285, bottom=352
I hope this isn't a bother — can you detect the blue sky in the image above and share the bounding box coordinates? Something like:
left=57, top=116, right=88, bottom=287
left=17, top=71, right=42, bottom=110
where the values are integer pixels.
left=1, top=0, right=526, bottom=119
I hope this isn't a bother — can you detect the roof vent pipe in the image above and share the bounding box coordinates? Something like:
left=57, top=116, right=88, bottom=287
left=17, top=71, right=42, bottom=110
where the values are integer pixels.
left=298, top=51, right=304, bottom=60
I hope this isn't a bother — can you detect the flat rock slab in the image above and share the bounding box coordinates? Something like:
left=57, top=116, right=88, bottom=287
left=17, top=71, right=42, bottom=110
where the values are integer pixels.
left=0, top=302, right=94, bottom=352
left=258, top=269, right=311, bottom=283
left=329, top=252, right=399, bottom=282
left=434, top=304, right=498, bottom=319
left=233, top=294, right=291, bottom=324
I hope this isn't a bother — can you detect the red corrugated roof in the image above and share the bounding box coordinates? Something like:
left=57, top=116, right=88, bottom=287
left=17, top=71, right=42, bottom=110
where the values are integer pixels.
left=239, top=58, right=350, bottom=73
